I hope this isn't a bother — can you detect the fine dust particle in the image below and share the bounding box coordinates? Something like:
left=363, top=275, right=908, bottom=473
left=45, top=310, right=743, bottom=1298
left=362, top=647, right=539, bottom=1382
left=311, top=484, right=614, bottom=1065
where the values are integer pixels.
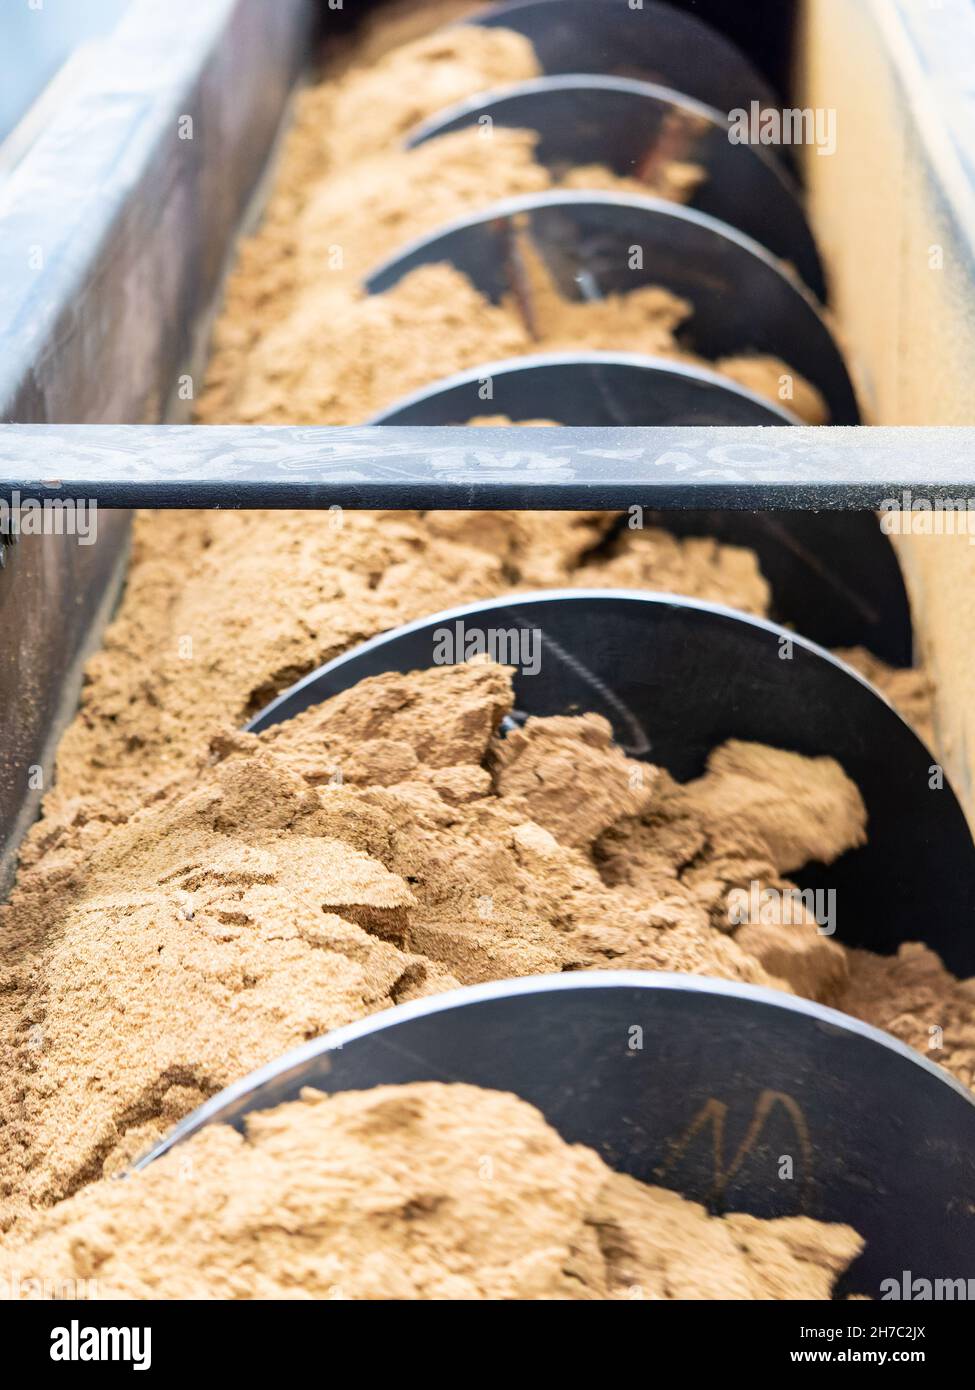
left=197, top=25, right=826, bottom=426
left=0, top=1083, right=863, bottom=1300
left=7, top=655, right=953, bottom=1238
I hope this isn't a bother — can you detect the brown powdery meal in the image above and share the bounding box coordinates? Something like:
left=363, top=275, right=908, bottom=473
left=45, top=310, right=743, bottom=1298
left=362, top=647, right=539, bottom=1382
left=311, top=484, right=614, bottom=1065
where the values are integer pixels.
left=0, top=1083, right=861, bottom=1300
left=196, top=26, right=825, bottom=426
left=17, top=507, right=928, bottom=828
left=2, top=657, right=972, bottom=1246
left=23, top=509, right=775, bottom=823
left=836, top=646, right=937, bottom=752
left=325, top=0, right=496, bottom=79
left=0, top=5, right=962, bottom=1290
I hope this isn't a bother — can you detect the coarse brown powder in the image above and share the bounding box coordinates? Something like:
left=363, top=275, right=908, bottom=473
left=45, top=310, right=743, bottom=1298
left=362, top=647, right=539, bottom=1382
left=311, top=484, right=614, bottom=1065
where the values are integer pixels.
left=0, top=0, right=967, bottom=1295
left=197, top=27, right=825, bottom=426
left=26, top=509, right=772, bottom=827
left=0, top=1082, right=862, bottom=1300
left=2, top=654, right=971, bottom=1247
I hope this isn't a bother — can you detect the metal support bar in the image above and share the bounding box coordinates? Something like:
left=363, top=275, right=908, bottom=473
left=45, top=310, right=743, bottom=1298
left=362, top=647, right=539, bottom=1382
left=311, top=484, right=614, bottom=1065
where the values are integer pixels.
left=1, top=425, right=975, bottom=509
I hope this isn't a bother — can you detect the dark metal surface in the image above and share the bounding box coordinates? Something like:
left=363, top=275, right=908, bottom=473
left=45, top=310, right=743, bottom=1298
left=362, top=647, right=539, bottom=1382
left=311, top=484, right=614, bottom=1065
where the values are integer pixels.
left=466, top=0, right=782, bottom=116
left=407, top=76, right=825, bottom=298
left=248, top=591, right=975, bottom=975
left=136, top=973, right=975, bottom=1298
left=0, top=516, right=131, bottom=892
left=3, top=426, right=975, bottom=507
left=636, top=511, right=914, bottom=666
left=371, top=353, right=798, bottom=426
left=364, top=193, right=859, bottom=424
